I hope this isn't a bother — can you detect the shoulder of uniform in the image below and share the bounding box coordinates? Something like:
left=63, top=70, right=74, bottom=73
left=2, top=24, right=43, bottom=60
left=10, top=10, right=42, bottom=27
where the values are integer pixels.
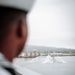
left=0, top=67, right=11, bottom=75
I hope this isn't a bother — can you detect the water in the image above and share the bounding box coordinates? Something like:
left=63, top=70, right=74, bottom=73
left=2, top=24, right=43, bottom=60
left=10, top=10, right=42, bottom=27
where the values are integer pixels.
left=13, top=56, right=75, bottom=75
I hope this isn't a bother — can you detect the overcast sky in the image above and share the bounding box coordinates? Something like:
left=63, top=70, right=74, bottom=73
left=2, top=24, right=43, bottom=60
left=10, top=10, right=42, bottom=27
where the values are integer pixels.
left=26, top=0, right=75, bottom=49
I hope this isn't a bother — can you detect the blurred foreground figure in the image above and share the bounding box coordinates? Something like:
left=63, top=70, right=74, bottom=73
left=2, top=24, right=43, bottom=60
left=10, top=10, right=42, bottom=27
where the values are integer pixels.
left=0, top=0, right=34, bottom=75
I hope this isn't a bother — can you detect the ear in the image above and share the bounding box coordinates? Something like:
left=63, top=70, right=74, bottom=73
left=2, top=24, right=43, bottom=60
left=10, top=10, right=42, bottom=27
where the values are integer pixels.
left=17, top=20, right=22, bottom=38
left=16, top=19, right=27, bottom=40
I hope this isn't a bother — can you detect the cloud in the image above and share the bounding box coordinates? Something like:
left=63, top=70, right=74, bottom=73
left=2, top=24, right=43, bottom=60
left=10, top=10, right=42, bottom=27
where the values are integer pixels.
left=27, top=0, right=75, bottom=49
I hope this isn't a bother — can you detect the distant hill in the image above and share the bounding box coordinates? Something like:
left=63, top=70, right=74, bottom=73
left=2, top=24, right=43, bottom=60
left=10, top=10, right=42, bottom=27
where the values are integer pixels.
left=25, top=45, right=75, bottom=53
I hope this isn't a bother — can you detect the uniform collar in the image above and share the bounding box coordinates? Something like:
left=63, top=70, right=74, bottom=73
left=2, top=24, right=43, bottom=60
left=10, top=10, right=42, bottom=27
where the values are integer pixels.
left=0, top=53, right=13, bottom=68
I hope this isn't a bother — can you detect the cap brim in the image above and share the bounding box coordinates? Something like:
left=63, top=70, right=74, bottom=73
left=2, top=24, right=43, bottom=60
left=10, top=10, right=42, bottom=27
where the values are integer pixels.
left=0, top=0, right=34, bottom=12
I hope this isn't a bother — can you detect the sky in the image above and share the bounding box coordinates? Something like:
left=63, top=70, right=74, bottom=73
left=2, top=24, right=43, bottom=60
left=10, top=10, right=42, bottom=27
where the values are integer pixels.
left=26, top=0, right=75, bottom=49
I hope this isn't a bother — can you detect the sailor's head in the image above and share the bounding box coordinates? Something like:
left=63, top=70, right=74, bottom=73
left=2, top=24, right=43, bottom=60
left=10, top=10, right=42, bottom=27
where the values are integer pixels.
left=0, top=0, right=34, bottom=61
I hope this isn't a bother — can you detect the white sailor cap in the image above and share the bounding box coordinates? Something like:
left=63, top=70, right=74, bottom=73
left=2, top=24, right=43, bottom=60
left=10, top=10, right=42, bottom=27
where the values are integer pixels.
left=0, top=0, right=35, bottom=12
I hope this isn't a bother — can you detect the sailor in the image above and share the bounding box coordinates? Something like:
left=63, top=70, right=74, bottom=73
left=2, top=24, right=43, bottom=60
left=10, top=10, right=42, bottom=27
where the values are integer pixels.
left=0, top=0, right=34, bottom=75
